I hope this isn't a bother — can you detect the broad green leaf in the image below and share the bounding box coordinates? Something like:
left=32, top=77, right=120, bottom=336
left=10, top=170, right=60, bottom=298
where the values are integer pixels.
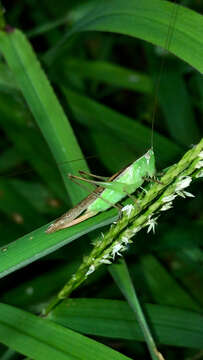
left=0, top=147, right=22, bottom=173
left=86, top=129, right=138, bottom=173
left=64, top=58, right=153, bottom=94
left=45, top=0, right=203, bottom=74
left=193, top=75, right=203, bottom=112
left=0, top=303, right=131, bottom=360
left=109, top=260, right=144, bottom=310
left=0, top=62, right=18, bottom=92
left=0, top=206, right=118, bottom=279
left=139, top=254, right=201, bottom=311
left=0, top=178, right=46, bottom=231
left=109, top=260, right=160, bottom=360
left=27, top=1, right=96, bottom=38
left=9, top=179, right=59, bottom=214
left=0, top=4, right=5, bottom=29
left=63, top=87, right=181, bottom=167
left=159, top=64, right=199, bottom=146
left=0, top=28, right=89, bottom=204
left=1, top=262, right=80, bottom=310
left=0, top=91, right=67, bottom=201
left=49, top=298, right=203, bottom=349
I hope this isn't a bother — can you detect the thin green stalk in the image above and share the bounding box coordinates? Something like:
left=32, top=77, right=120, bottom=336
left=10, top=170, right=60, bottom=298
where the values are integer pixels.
left=110, top=260, right=164, bottom=360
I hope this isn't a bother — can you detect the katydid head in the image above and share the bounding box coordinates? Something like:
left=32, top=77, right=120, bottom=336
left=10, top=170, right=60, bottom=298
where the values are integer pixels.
left=144, top=149, right=156, bottom=178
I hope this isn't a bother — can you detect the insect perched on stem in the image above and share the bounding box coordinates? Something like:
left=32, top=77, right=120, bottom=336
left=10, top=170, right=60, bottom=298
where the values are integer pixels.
left=46, top=149, right=155, bottom=233
left=46, top=1, right=179, bottom=234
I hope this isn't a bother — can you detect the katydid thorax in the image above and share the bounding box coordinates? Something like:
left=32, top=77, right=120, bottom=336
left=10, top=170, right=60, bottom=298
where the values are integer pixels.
left=46, top=148, right=155, bottom=233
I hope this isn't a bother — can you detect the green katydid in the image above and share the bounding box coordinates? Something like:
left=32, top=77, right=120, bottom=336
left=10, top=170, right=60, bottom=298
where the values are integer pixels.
left=46, top=148, right=155, bottom=233
left=46, top=1, right=179, bottom=234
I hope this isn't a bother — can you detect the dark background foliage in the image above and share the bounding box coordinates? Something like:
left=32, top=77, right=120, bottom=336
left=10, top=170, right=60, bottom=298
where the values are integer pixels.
left=0, top=0, right=202, bottom=359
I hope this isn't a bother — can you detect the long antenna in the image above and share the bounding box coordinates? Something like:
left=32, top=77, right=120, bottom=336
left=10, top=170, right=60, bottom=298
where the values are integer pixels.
left=151, top=0, right=179, bottom=149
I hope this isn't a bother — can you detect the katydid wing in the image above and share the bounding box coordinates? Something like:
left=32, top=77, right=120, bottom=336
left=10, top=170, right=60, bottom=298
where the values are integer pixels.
left=46, top=149, right=155, bottom=233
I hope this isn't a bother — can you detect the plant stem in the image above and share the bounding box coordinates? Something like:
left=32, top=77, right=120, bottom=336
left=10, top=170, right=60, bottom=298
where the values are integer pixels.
left=44, top=138, right=203, bottom=316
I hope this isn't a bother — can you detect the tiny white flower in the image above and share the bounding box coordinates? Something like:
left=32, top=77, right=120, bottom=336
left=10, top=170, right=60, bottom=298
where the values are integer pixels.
left=195, top=160, right=203, bottom=169
left=175, top=176, right=192, bottom=191
left=183, top=191, right=195, bottom=198
left=198, top=151, right=203, bottom=159
left=96, top=239, right=102, bottom=246
left=160, top=202, right=173, bottom=211
left=100, top=259, right=112, bottom=265
left=100, top=255, right=112, bottom=265
left=132, top=226, right=141, bottom=234
left=112, top=243, right=125, bottom=259
left=196, top=170, right=203, bottom=178
left=121, top=236, right=129, bottom=245
left=85, top=265, right=95, bottom=277
left=176, top=191, right=185, bottom=198
left=162, top=194, right=177, bottom=203
left=176, top=190, right=195, bottom=198
left=122, top=204, right=134, bottom=217
left=146, top=216, right=158, bottom=234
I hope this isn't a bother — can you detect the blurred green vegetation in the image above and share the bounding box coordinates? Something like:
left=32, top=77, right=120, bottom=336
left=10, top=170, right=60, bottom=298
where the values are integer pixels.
left=0, top=0, right=202, bottom=359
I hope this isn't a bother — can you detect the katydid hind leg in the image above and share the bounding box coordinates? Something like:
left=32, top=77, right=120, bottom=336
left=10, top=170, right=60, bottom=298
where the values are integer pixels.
left=142, top=176, right=163, bottom=185
left=47, top=210, right=98, bottom=232
left=46, top=191, right=99, bottom=233
left=79, top=170, right=108, bottom=181
left=123, top=187, right=140, bottom=208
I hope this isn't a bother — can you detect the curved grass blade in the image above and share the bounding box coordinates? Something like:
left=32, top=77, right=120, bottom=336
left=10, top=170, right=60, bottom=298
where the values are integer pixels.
left=0, top=206, right=118, bottom=279
left=146, top=53, right=199, bottom=146
left=49, top=298, right=203, bottom=349
left=110, top=259, right=163, bottom=360
left=138, top=254, right=201, bottom=311
left=44, top=0, right=203, bottom=74
left=64, top=58, right=153, bottom=94
left=27, top=1, right=96, bottom=38
left=0, top=178, right=46, bottom=231
left=63, top=87, right=181, bottom=167
left=0, top=302, right=132, bottom=360
left=0, top=28, right=90, bottom=204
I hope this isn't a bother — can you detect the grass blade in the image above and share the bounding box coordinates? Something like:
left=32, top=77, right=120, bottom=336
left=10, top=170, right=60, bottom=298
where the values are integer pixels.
left=49, top=298, right=203, bottom=349
left=0, top=303, right=132, bottom=360
left=110, top=259, right=163, bottom=360
left=64, top=88, right=181, bottom=167
left=0, top=28, right=89, bottom=204
left=64, top=58, right=153, bottom=94
left=45, top=0, right=203, bottom=73
left=0, top=207, right=118, bottom=279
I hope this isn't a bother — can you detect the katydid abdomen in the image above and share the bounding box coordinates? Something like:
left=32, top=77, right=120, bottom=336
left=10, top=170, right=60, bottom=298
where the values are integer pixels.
left=46, top=148, right=155, bottom=233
